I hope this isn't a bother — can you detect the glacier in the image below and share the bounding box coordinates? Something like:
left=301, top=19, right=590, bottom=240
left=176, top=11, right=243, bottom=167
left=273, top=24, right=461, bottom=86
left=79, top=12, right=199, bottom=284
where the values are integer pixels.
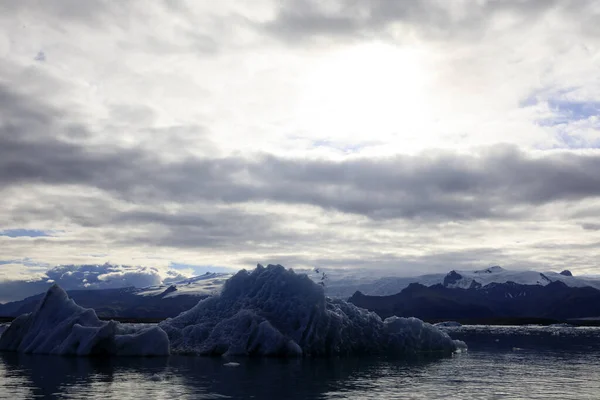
left=317, top=266, right=600, bottom=298
left=0, top=284, right=169, bottom=356
left=135, top=272, right=233, bottom=298
left=159, top=264, right=466, bottom=357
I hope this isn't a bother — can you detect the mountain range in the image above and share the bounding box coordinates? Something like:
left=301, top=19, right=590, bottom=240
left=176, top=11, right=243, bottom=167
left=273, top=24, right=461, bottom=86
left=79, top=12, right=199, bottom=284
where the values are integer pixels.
left=0, top=272, right=231, bottom=319
left=347, top=267, right=600, bottom=322
left=320, top=266, right=600, bottom=298
left=3, top=266, right=600, bottom=322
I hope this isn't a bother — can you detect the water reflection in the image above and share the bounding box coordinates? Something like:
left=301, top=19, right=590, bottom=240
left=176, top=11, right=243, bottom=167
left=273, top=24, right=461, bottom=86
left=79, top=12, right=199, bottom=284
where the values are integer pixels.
left=0, top=352, right=451, bottom=399
left=0, top=353, right=174, bottom=399
left=5, top=331, right=600, bottom=400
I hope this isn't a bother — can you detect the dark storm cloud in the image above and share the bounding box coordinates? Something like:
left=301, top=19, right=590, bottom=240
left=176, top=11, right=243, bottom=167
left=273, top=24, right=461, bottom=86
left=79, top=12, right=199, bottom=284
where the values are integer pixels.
left=3, top=83, right=600, bottom=224
left=114, top=208, right=284, bottom=249
left=85, top=146, right=600, bottom=221
left=0, top=84, right=148, bottom=188
left=263, top=0, right=591, bottom=42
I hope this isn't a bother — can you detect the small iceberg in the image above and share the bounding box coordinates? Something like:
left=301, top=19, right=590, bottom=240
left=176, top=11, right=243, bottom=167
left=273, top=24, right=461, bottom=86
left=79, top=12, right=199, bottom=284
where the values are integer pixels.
left=223, top=362, right=241, bottom=367
left=159, top=264, right=466, bottom=357
left=549, top=323, right=574, bottom=328
left=0, top=284, right=169, bottom=356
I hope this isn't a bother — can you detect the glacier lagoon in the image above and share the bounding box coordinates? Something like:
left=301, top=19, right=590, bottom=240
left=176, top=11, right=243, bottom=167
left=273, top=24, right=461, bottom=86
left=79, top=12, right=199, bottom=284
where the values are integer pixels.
left=2, top=265, right=600, bottom=398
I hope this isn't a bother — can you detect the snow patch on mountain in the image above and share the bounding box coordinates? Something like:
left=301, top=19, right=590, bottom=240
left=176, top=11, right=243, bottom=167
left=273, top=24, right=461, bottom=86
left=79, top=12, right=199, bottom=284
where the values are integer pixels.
left=444, top=267, right=551, bottom=289
left=159, top=264, right=465, bottom=357
left=312, top=266, right=600, bottom=297
left=443, top=267, right=600, bottom=291
left=135, top=272, right=233, bottom=298
left=307, top=269, right=446, bottom=299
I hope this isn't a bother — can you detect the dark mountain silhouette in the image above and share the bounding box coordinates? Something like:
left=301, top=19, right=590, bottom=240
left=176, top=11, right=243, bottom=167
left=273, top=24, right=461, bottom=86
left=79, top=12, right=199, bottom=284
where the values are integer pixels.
left=0, top=286, right=205, bottom=319
left=348, top=281, right=600, bottom=321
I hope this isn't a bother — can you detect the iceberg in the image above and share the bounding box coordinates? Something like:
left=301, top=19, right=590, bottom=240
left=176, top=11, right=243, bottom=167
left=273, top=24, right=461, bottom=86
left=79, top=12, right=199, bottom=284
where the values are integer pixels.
left=160, top=264, right=466, bottom=357
left=0, top=284, right=169, bottom=356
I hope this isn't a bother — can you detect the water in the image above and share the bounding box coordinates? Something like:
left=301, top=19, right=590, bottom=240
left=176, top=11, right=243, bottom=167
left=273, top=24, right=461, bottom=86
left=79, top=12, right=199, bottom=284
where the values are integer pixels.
left=2, top=325, right=600, bottom=399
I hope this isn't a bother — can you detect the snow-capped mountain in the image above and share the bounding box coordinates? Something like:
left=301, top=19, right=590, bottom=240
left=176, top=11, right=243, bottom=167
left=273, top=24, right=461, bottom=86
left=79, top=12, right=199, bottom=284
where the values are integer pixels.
left=316, top=266, right=600, bottom=298
left=0, top=272, right=233, bottom=319
left=441, top=266, right=600, bottom=290
left=345, top=267, right=600, bottom=321
left=135, top=272, right=233, bottom=298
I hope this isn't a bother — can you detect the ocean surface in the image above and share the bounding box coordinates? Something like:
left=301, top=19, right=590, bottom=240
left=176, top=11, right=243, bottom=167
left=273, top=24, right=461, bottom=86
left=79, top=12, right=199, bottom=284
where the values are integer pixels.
left=2, top=325, right=600, bottom=399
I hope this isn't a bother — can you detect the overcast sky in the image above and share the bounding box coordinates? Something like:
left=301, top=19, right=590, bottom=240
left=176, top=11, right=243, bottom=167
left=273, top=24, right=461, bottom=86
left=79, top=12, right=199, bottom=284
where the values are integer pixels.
left=1, top=0, right=600, bottom=296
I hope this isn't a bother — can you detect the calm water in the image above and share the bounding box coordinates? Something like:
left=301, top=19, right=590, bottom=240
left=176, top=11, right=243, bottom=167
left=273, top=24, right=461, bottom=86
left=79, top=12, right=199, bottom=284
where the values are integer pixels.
left=2, top=326, right=600, bottom=399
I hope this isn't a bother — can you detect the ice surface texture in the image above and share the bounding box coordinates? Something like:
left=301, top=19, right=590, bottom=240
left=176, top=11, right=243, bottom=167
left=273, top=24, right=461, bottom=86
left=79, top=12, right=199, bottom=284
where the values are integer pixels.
left=160, top=264, right=465, bottom=357
left=0, top=324, right=8, bottom=337
left=434, top=321, right=463, bottom=328
left=0, top=284, right=169, bottom=356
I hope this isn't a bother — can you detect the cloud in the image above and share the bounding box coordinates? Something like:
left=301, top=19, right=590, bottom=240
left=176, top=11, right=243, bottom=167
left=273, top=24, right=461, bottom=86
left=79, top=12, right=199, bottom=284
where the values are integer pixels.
left=0, top=263, right=193, bottom=303
left=264, top=0, right=595, bottom=43
left=2, top=87, right=600, bottom=222
left=1, top=0, right=600, bottom=283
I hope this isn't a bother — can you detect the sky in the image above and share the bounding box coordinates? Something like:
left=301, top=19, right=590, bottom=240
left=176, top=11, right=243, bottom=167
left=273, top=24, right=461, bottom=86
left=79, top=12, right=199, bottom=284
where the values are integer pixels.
left=1, top=0, right=600, bottom=301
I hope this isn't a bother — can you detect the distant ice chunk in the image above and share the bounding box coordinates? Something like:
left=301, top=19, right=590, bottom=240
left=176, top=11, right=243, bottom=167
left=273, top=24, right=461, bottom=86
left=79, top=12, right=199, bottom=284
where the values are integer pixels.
left=453, top=339, right=468, bottom=352
left=549, top=323, right=574, bottom=328
left=223, top=362, right=240, bottom=367
left=0, top=284, right=169, bottom=356
left=160, top=264, right=465, bottom=357
left=150, top=374, right=164, bottom=381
